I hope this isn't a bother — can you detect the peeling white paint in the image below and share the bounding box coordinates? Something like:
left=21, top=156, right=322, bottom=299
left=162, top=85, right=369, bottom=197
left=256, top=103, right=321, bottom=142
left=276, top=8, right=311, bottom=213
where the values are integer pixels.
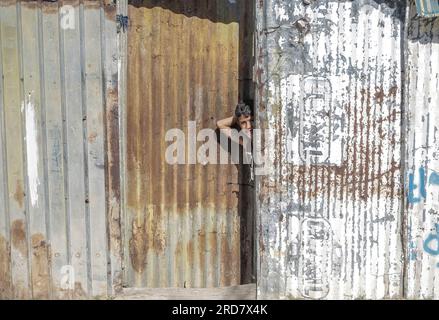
left=257, top=0, right=405, bottom=300
left=405, top=2, right=439, bottom=298
left=278, top=36, right=287, bottom=48
left=25, top=94, right=40, bottom=208
left=274, top=4, right=289, bottom=22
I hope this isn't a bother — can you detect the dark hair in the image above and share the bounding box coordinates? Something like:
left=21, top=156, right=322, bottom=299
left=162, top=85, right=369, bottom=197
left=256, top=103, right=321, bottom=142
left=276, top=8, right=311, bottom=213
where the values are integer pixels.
left=234, top=102, right=252, bottom=118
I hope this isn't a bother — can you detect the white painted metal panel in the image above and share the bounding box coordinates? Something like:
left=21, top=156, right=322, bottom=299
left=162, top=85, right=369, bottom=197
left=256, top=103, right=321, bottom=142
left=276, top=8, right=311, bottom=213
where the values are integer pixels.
left=405, top=0, right=439, bottom=299
left=255, top=0, right=405, bottom=299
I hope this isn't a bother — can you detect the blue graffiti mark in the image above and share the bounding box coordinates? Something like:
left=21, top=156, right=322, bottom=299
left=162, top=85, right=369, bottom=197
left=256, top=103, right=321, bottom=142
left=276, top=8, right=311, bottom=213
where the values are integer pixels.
left=407, top=167, right=439, bottom=204
left=408, top=167, right=426, bottom=204
left=423, top=224, right=439, bottom=258
left=429, top=170, right=439, bottom=186
left=409, top=241, right=417, bottom=261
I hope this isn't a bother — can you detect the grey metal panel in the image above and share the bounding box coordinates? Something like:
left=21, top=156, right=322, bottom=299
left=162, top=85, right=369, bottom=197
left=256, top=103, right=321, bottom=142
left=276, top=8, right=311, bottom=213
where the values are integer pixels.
left=62, top=0, right=89, bottom=298
left=0, top=0, right=31, bottom=299
left=255, top=0, right=405, bottom=299
left=0, top=9, right=12, bottom=298
left=21, top=1, right=51, bottom=299
left=405, top=0, right=439, bottom=299
left=41, top=0, right=69, bottom=300
left=0, top=0, right=120, bottom=299
left=83, top=1, right=108, bottom=297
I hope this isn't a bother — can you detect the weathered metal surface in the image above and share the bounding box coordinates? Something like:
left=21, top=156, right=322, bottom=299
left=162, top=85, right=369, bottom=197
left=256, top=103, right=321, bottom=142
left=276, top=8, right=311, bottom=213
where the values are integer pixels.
left=116, top=284, right=257, bottom=300
left=255, top=0, right=406, bottom=299
left=416, top=0, right=439, bottom=18
left=0, top=0, right=120, bottom=299
left=405, top=0, right=439, bottom=299
left=123, top=0, right=252, bottom=288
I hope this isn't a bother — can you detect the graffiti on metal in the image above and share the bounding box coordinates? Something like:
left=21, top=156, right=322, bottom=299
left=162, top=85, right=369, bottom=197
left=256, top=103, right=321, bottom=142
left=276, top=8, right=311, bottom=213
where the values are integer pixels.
left=423, top=224, right=439, bottom=268
left=299, top=217, right=332, bottom=299
left=408, top=166, right=439, bottom=204
left=285, top=76, right=345, bottom=165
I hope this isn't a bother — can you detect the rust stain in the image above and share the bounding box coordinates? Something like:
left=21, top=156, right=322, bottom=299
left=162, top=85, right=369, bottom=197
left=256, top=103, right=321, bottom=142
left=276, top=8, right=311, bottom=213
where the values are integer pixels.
left=41, top=1, right=58, bottom=14
left=0, top=235, right=11, bottom=299
left=125, top=1, right=243, bottom=287
left=209, top=230, right=217, bottom=274
left=18, top=0, right=38, bottom=9
left=152, top=216, right=165, bottom=253
left=374, top=87, right=385, bottom=104
left=388, top=86, right=398, bottom=98
left=30, top=233, right=50, bottom=299
left=11, top=219, right=27, bottom=257
left=73, top=281, right=87, bottom=299
left=129, top=214, right=148, bottom=273
left=286, top=87, right=401, bottom=202
left=198, top=229, right=206, bottom=279
left=187, top=239, right=194, bottom=279
left=106, top=89, right=120, bottom=202
left=14, top=180, right=24, bottom=209
left=103, top=1, right=117, bottom=20
left=87, top=132, right=98, bottom=143
left=221, top=236, right=231, bottom=286
left=84, top=0, right=101, bottom=10
left=126, top=3, right=239, bottom=210
left=0, top=0, right=16, bottom=7
left=105, top=86, right=122, bottom=290
left=61, top=0, right=80, bottom=7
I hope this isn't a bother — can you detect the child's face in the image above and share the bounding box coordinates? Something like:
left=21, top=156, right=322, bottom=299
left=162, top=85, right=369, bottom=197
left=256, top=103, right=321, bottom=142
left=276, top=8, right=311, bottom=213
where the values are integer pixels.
left=238, top=115, right=253, bottom=135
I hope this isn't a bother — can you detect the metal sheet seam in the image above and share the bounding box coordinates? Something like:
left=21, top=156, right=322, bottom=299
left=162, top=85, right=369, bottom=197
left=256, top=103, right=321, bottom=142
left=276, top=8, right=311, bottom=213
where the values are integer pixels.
left=37, top=2, right=54, bottom=299
left=254, top=0, right=268, bottom=300
left=78, top=2, right=92, bottom=295
left=117, top=0, right=128, bottom=289
left=58, top=0, right=73, bottom=285
left=99, top=3, right=112, bottom=297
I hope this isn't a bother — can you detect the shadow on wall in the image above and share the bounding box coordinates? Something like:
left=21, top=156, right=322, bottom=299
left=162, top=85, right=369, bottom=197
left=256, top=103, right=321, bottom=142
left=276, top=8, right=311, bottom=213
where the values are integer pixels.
left=128, top=0, right=240, bottom=24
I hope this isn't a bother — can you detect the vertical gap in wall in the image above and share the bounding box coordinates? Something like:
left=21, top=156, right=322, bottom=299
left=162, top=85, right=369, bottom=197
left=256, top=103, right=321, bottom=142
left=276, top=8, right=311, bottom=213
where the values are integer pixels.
left=238, top=0, right=256, bottom=285
left=117, top=0, right=128, bottom=289
left=100, top=0, right=112, bottom=297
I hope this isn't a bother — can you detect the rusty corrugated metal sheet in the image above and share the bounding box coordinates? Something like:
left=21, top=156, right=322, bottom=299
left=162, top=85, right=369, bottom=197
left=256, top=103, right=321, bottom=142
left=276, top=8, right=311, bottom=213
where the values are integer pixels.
left=0, top=0, right=121, bottom=299
left=255, top=0, right=406, bottom=299
left=405, top=0, right=439, bottom=299
left=123, top=0, right=254, bottom=288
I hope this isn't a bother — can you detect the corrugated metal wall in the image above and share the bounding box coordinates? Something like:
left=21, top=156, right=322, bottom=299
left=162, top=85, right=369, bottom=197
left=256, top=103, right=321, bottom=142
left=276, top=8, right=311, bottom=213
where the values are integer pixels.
left=255, top=0, right=406, bottom=299
left=123, top=0, right=254, bottom=288
left=1, top=0, right=438, bottom=300
left=0, top=0, right=121, bottom=299
left=405, top=0, right=439, bottom=299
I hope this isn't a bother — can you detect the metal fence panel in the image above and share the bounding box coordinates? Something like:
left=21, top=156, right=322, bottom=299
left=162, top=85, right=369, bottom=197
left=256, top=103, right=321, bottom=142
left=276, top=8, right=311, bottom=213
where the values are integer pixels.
left=0, top=0, right=120, bottom=299
left=255, top=0, right=406, bottom=299
left=123, top=0, right=251, bottom=288
left=405, top=0, right=439, bottom=299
